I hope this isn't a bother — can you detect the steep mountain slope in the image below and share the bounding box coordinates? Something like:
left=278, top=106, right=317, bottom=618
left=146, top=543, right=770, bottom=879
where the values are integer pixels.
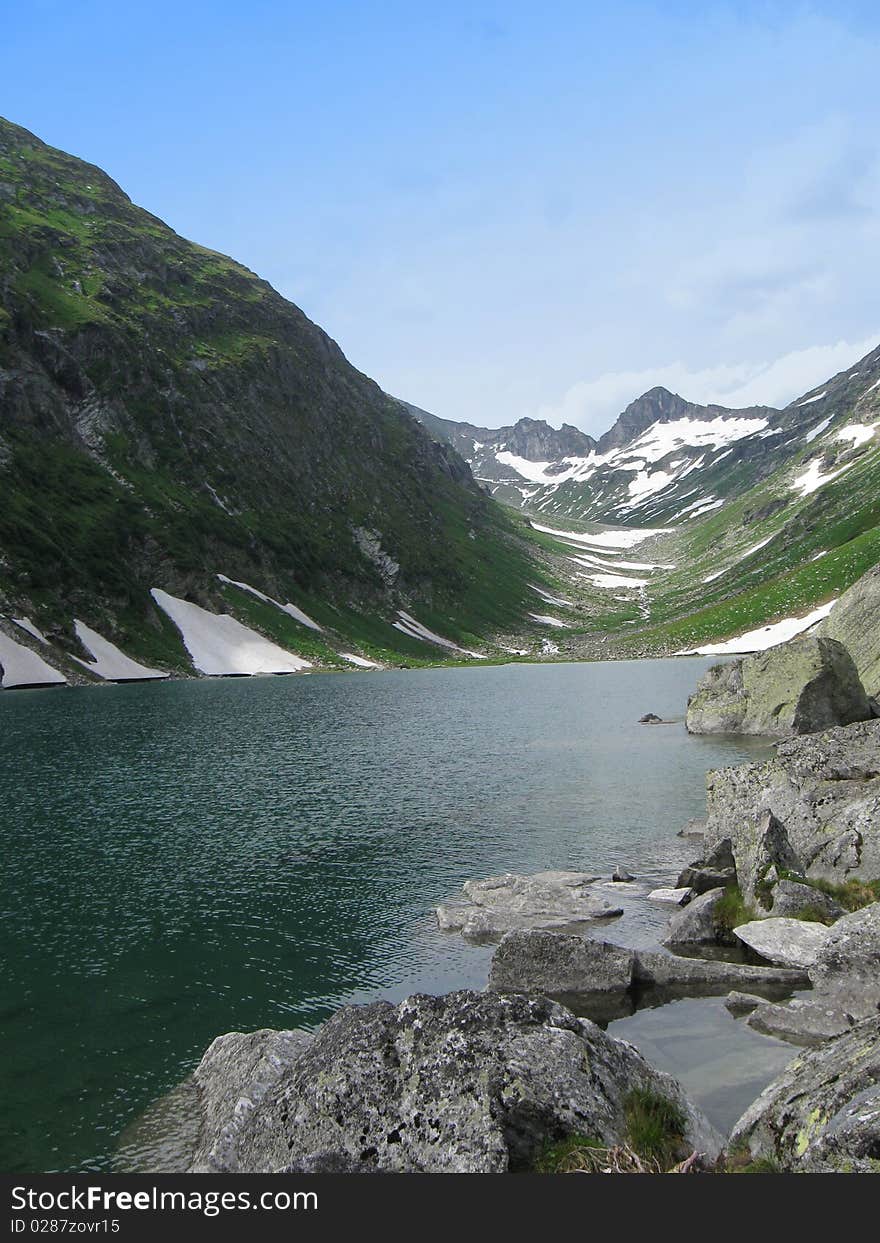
left=0, top=117, right=540, bottom=679
left=410, top=385, right=842, bottom=526
left=510, top=344, right=880, bottom=661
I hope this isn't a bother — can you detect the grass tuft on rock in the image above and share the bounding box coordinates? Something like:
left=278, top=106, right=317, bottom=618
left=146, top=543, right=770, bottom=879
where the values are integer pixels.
left=623, top=1088, right=688, bottom=1168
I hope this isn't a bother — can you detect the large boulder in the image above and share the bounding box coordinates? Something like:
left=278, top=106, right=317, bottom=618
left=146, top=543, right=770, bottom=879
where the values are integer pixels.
left=702, top=719, right=880, bottom=896
left=182, top=991, right=723, bottom=1172
left=818, top=563, right=880, bottom=698
left=770, top=878, right=845, bottom=922
left=191, top=1029, right=314, bottom=1172
left=809, top=901, right=880, bottom=1019
left=662, top=888, right=728, bottom=946
left=730, top=1015, right=880, bottom=1171
left=685, top=637, right=871, bottom=737
left=435, top=871, right=622, bottom=939
left=487, top=929, right=634, bottom=1013
left=733, top=917, right=832, bottom=969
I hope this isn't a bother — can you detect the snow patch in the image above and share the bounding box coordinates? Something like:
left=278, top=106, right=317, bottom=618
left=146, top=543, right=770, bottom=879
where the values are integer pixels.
left=151, top=589, right=312, bottom=676
left=531, top=523, right=669, bottom=549
left=678, top=600, right=837, bottom=656
left=791, top=458, right=853, bottom=498
left=339, top=652, right=380, bottom=669
left=217, top=575, right=323, bottom=631
left=804, top=415, right=833, bottom=444
left=13, top=617, right=49, bottom=645
left=836, top=424, right=875, bottom=448
left=73, top=620, right=167, bottom=681
left=393, top=610, right=486, bottom=658
left=798, top=391, right=827, bottom=406
left=0, top=631, right=67, bottom=688
left=528, top=613, right=570, bottom=627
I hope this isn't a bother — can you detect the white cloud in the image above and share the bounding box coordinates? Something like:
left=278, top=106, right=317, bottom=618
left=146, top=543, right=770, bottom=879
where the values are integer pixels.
left=532, top=334, right=880, bottom=435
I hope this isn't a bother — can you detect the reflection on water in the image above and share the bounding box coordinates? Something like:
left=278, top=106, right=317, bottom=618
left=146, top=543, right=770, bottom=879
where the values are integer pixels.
left=1, top=658, right=771, bottom=1171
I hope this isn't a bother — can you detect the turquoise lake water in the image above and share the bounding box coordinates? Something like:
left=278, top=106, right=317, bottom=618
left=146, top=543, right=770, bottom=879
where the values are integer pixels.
left=1, top=659, right=783, bottom=1171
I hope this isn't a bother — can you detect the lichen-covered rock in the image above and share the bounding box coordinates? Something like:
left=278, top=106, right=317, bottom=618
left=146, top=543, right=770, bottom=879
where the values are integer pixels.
left=685, top=637, right=871, bottom=737
left=770, top=878, right=846, bottom=921
left=737, top=810, right=804, bottom=909
left=733, top=917, right=832, bottom=969
left=746, top=998, right=857, bottom=1047
left=435, top=871, right=621, bottom=939
left=730, top=1015, right=880, bottom=1171
left=487, top=929, right=634, bottom=1000
left=703, top=720, right=880, bottom=896
left=190, top=1028, right=314, bottom=1173
left=818, top=563, right=880, bottom=698
left=809, top=902, right=880, bottom=1019
left=725, top=991, right=764, bottom=1016
left=185, top=991, right=723, bottom=1172
left=662, top=888, right=728, bottom=946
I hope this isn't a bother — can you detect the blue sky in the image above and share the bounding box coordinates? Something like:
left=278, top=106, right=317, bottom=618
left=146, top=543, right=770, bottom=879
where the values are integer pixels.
left=3, top=1, right=879, bottom=433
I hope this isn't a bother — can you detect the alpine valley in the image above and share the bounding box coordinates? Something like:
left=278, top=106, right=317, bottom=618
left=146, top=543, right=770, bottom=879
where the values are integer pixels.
left=1, top=115, right=879, bottom=688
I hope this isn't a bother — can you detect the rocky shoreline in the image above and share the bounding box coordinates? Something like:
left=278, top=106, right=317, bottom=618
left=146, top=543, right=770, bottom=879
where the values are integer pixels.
left=125, top=564, right=880, bottom=1174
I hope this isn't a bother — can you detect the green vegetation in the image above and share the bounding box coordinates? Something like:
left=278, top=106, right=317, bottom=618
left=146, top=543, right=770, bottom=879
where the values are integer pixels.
left=778, top=871, right=880, bottom=913
left=534, top=1089, right=688, bottom=1173
left=712, top=886, right=755, bottom=938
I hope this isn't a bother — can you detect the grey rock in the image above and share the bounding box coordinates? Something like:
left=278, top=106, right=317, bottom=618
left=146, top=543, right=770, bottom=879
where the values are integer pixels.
left=730, top=1014, right=880, bottom=1171
left=632, top=950, right=808, bottom=998
left=612, top=865, right=635, bottom=882
left=740, top=810, right=804, bottom=909
left=677, top=838, right=737, bottom=894
left=770, top=879, right=845, bottom=921
left=702, top=720, right=880, bottom=896
left=648, top=887, right=694, bottom=905
left=435, top=871, right=622, bottom=940
left=190, top=1028, right=314, bottom=1173
left=818, top=563, right=880, bottom=698
left=280, top=1153, right=376, bottom=1173
left=639, top=713, right=664, bottom=724
left=746, top=998, right=856, bottom=1047
left=809, top=902, right=880, bottom=1020
left=724, top=991, right=765, bottom=1016
left=662, top=888, right=728, bottom=946
left=685, top=637, right=871, bottom=737
left=733, top=917, right=832, bottom=969
left=487, top=930, right=634, bottom=1011
left=190, top=991, right=724, bottom=1172
left=677, top=865, right=736, bottom=894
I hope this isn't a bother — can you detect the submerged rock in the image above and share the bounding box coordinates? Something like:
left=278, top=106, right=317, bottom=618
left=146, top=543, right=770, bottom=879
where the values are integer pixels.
left=724, top=991, right=764, bottom=1017
left=182, top=991, right=723, bottom=1172
left=730, top=1014, right=880, bottom=1171
left=702, top=719, right=880, bottom=896
left=638, top=713, right=664, bottom=724
left=733, top=917, right=832, bottom=970
left=612, top=865, right=635, bottom=882
left=746, top=998, right=856, bottom=1047
left=685, top=637, right=871, bottom=737
left=435, top=871, right=622, bottom=939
